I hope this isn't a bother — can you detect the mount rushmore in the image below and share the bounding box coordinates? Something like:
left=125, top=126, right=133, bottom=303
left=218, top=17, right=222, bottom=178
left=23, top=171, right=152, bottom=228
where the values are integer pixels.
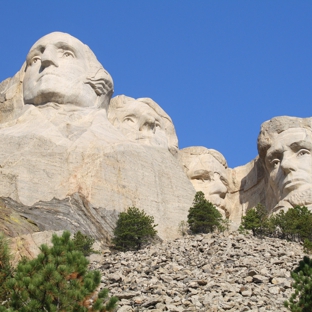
left=0, top=32, right=311, bottom=243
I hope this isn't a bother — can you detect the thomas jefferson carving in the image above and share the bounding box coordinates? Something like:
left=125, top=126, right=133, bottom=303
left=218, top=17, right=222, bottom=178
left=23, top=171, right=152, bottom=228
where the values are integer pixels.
left=108, top=95, right=178, bottom=155
left=258, top=116, right=312, bottom=211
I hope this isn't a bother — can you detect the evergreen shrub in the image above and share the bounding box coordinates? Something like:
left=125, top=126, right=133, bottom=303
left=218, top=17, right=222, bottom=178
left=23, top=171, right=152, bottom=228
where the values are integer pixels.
left=239, top=205, right=312, bottom=246
left=187, top=191, right=227, bottom=234
left=285, top=256, right=312, bottom=312
left=72, top=231, right=96, bottom=256
left=239, top=204, right=270, bottom=237
left=0, top=232, right=12, bottom=305
left=112, top=207, right=158, bottom=251
left=0, top=231, right=118, bottom=312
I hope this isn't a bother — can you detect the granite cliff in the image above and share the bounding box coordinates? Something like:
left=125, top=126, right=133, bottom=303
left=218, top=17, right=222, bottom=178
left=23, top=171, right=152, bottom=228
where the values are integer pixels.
left=1, top=31, right=312, bottom=246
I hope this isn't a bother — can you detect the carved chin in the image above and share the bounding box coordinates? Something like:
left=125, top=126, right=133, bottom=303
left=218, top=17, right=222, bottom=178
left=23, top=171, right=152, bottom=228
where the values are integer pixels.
left=282, top=189, right=312, bottom=208
left=24, top=90, right=66, bottom=106
left=24, top=85, right=97, bottom=107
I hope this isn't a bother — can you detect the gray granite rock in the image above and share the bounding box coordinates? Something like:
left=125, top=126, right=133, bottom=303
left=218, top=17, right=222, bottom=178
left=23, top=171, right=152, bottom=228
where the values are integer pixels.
left=86, top=232, right=304, bottom=311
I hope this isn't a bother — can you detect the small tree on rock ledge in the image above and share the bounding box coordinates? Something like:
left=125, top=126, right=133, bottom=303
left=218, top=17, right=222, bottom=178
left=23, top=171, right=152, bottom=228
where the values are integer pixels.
left=112, top=207, right=158, bottom=251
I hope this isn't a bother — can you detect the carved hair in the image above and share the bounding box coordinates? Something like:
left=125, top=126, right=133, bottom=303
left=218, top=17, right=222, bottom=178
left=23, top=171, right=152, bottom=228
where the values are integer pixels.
left=108, top=95, right=179, bottom=156
left=180, top=146, right=228, bottom=170
left=83, top=44, right=114, bottom=109
left=257, top=116, right=312, bottom=161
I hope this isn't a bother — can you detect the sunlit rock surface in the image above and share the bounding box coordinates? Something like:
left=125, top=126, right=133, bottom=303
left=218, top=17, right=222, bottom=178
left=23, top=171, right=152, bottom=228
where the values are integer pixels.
left=0, top=32, right=195, bottom=241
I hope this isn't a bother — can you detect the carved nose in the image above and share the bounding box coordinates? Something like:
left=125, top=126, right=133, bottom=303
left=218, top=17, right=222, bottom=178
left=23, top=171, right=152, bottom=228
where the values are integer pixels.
left=280, top=156, right=295, bottom=174
left=139, top=116, right=156, bottom=133
left=217, top=182, right=227, bottom=199
left=210, top=176, right=227, bottom=198
left=41, top=46, right=59, bottom=68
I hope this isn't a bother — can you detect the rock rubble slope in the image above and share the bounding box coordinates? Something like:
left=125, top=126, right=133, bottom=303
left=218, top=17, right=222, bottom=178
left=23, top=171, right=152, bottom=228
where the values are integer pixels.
left=89, top=232, right=305, bottom=312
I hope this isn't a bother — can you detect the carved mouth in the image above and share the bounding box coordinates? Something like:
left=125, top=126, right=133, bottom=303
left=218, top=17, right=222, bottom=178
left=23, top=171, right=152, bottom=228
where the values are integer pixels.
left=208, top=194, right=224, bottom=207
left=283, top=179, right=307, bottom=190
left=37, top=73, right=59, bottom=82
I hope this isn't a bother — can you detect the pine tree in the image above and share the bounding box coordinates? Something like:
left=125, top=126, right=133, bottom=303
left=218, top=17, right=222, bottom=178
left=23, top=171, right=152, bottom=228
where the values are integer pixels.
left=187, top=191, right=224, bottom=234
left=239, top=203, right=269, bottom=236
left=272, top=206, right=312, bottom=242
left=0, top=231, right=118, bottom=312
left=0, top=232, right=13, bottom=305
left=112, top=207, right=158, bottom=251
left=72, top=231, right=96, bottom=256
left=285, top=256, right=312, bottom=312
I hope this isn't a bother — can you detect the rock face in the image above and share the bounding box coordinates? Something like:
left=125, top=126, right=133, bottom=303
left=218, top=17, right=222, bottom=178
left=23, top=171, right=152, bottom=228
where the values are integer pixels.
left=179, top=147, right=229, bottom=218
left=2, top=30, right=311, bottom=312
left=257, top=116, right=312, bottom=213
left=0, top=32, right=195, bottom=242
left=0, top=125, right=194, bottom=241
left=88, top=232, right=304, bottom=312
left=1, top=31, right=312, bottom=242
left=222, top=115, right=312, bottom=219
left=9, top=230, right=63, bottom=266
left=226, top=157, right=266, bottom=228
left=179, top=147, right=266, bottom=229
left=108, top=95, right=179, bottom=157
left=180, top=114, right=312, bottom=226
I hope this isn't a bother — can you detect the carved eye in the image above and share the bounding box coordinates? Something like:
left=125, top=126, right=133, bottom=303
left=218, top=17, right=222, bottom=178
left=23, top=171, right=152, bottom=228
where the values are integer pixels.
left=298, top=149, right=310, bottom=157
left=202, top=172, right=213, bottom=181
left=191, top=170, right=211, bottom=181
left=207, top=175, right=214, bottom=182
left=155, top=122, right=161, bottom=129
left=123, top=117, right=134, bottom=123
left=220, top=176, right=228, bottom=186
left=31, top=56, right=41, bottom=65
left=270, top=159, right=280, bottom=168
left=63, top=51, right=74, bottom=58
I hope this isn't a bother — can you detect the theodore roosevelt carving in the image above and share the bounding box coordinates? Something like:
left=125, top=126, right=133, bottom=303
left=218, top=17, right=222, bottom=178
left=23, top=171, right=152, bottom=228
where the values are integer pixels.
left=180, top=146, right=229, bottom=217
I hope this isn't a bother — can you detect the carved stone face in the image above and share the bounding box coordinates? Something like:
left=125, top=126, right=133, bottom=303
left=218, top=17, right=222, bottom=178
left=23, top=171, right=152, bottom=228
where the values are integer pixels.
left=23, top=32, right=97, bottom=107
left=188, top=154, right=228, bottom=209
left=265, top=128, right=312, bottom=201
left=111, top=100, right=169, bottom=148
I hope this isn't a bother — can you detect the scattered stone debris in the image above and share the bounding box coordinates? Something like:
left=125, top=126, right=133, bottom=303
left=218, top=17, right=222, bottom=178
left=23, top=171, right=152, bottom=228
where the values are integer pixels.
left=88, top=232, right=305, bottom=311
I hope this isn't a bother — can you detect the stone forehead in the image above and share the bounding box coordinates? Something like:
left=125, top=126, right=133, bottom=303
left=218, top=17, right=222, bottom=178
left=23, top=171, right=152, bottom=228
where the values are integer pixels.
left=110, top=95, right=173, bottom=123
left=259, top=116, right=312, bottom=136
left=271, top=127, right=312, bottom=139
left=29, top=32, right=85, bottom=52
left=258, top=116, right=312, bottom=160
left=180, top=146, right=227, bottom=168
left=116, top=100, right=158, bottom=115
left=266, top=128, right=312, bottom=155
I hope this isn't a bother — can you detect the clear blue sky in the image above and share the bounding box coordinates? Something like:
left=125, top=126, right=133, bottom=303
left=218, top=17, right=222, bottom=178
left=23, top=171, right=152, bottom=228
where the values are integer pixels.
left=1, top=1, right=311, bottom=168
